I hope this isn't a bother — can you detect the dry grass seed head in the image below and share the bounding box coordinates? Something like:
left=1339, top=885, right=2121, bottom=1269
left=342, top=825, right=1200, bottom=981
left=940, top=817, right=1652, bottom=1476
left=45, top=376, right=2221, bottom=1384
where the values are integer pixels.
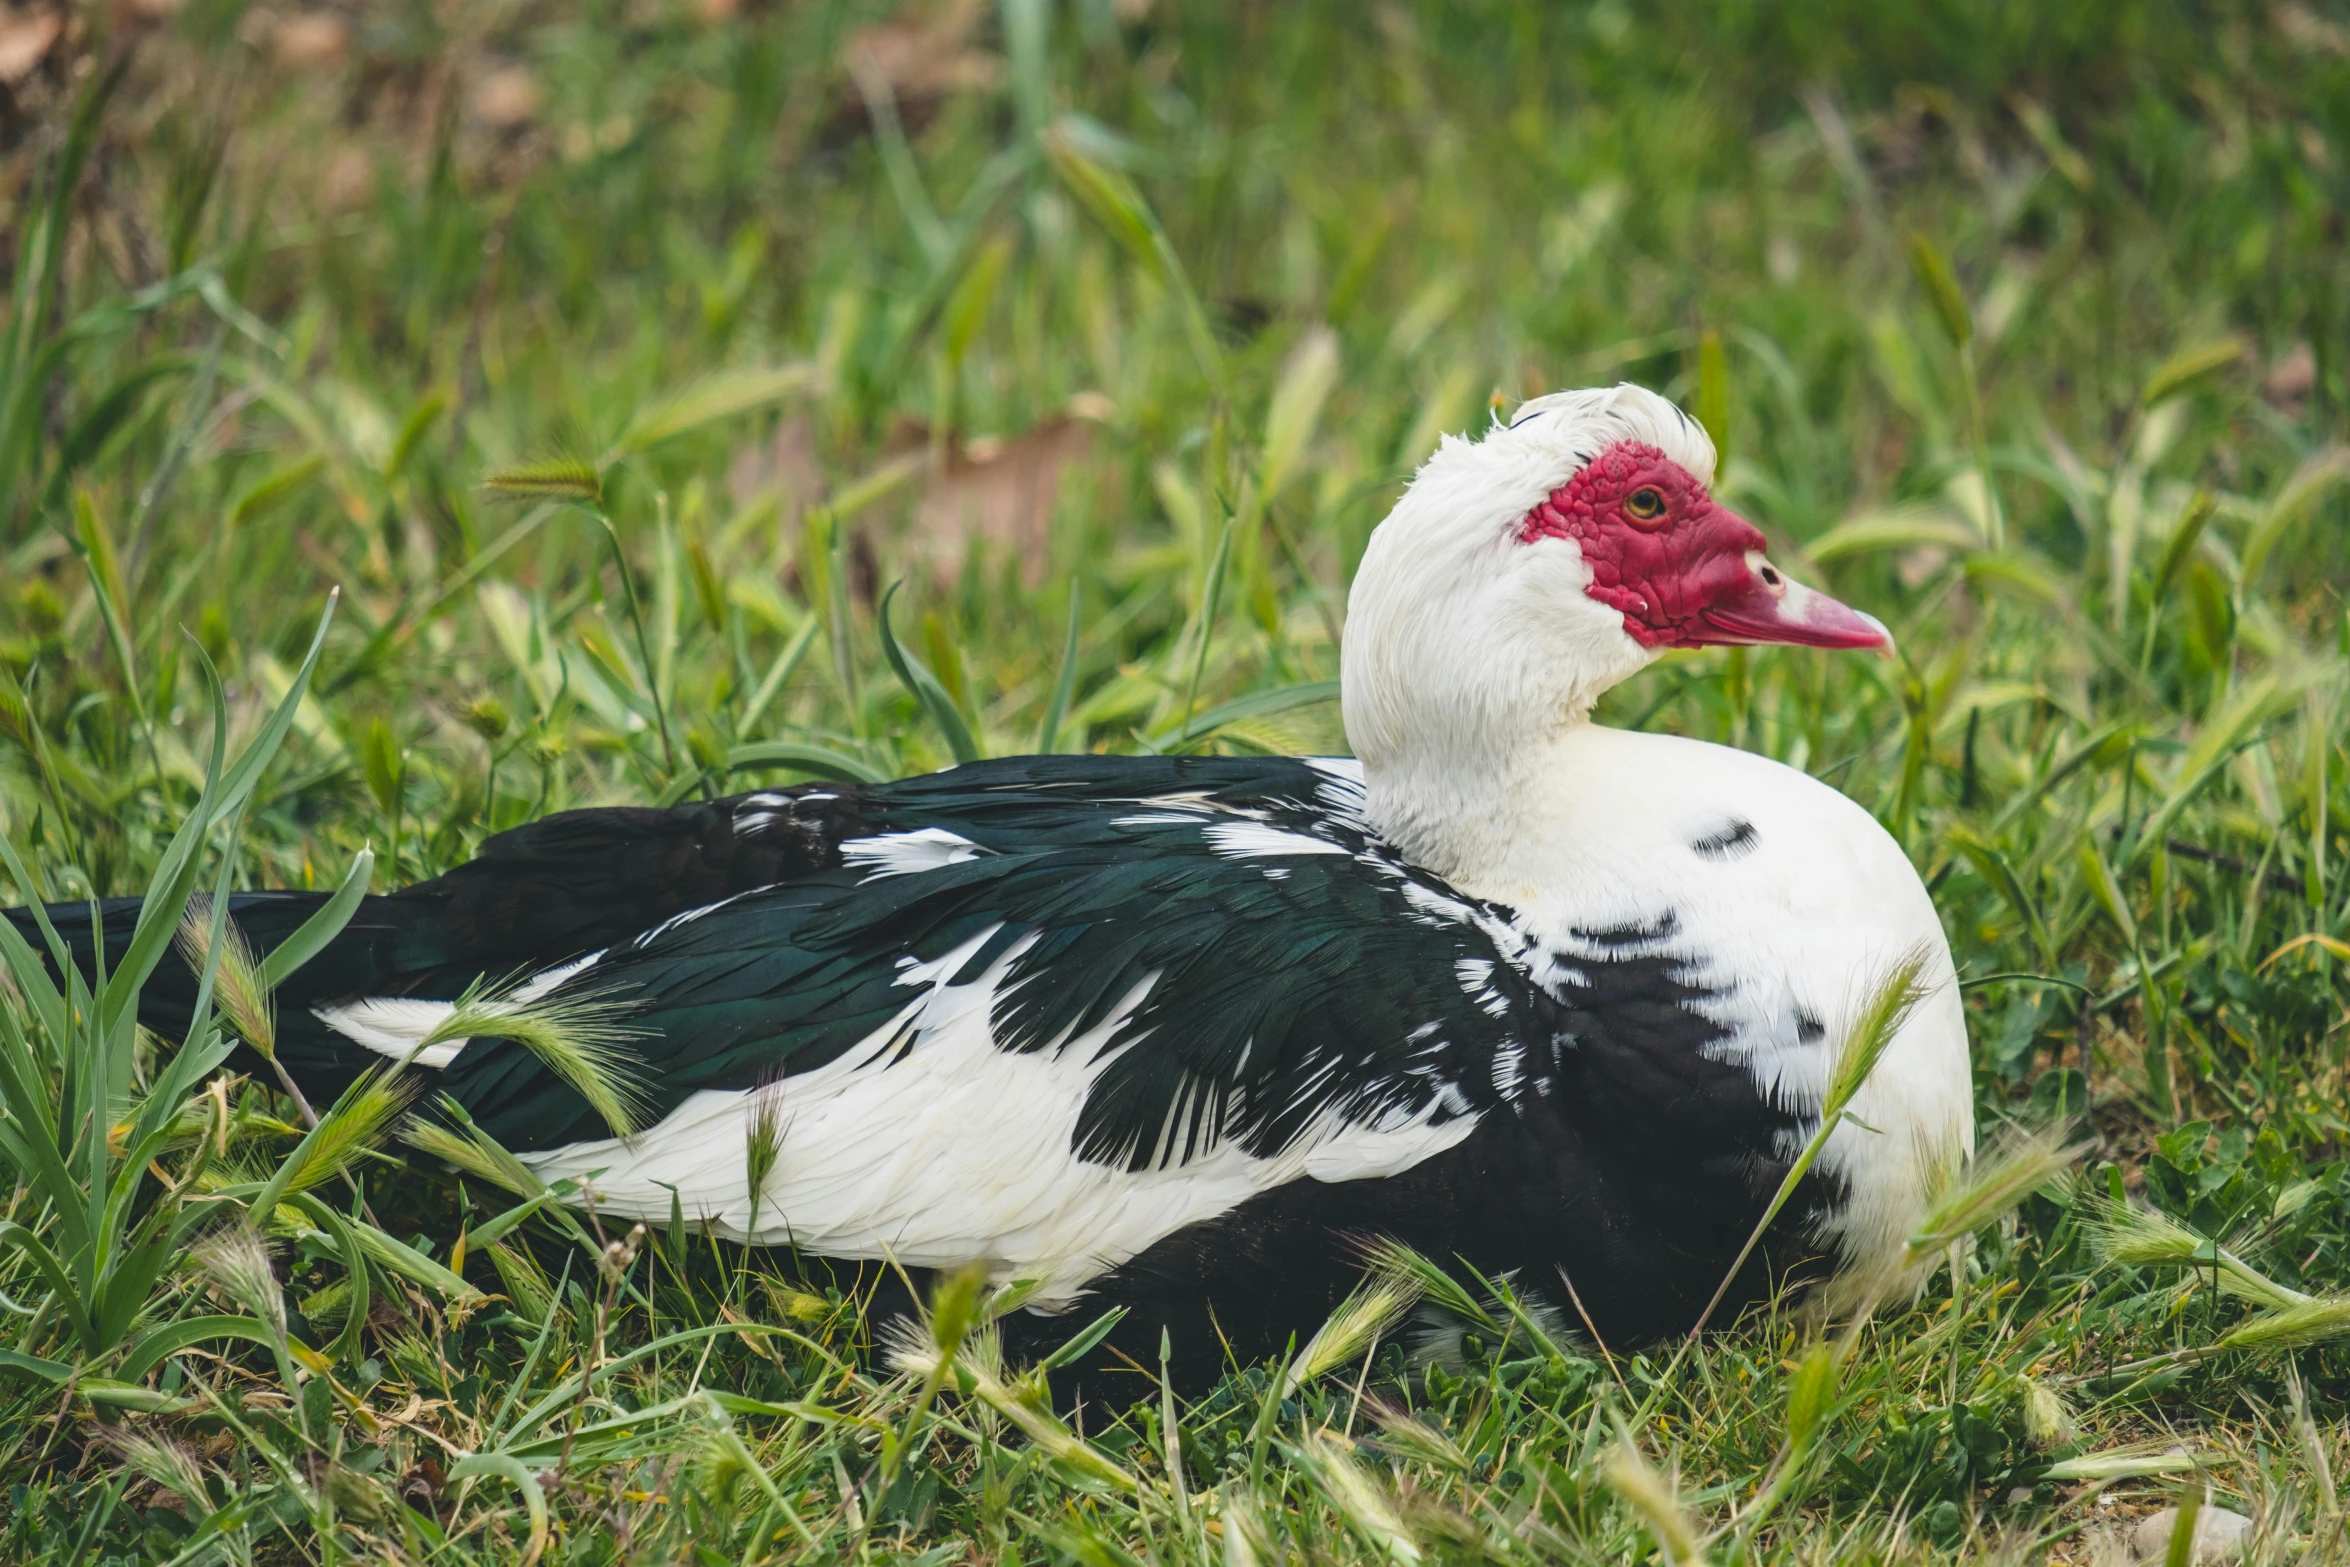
left=101, top=1429, right=213, bottom=1505
left=1602, top=1438, right=1703, bottom=1567
left=1357, top=1236, right=1495, bottom=1328
left=1297, top=1429, right=1422, bottom=1564
left=421, top=978, right=650, bottom=1139
left=194, top=1222, right=285, bottom=1341
left=743, top=1073, right=787, bottom=1220
left=886, top=1316, right=1138, bottom=1489
left=1824, top=943, right=1936, bottom=1122
left=1902, top=1123, right=2085, bottom=1269
left=1282, top=1272, right=1421, bottom=1396
left=2214, top=1296, right=2350, bottom=1354
left=402, top=1098, right=548, bottom=1198
left=276, top=1068, right=419, bottom=1201
left=176, top=895, right=273, bottom=1056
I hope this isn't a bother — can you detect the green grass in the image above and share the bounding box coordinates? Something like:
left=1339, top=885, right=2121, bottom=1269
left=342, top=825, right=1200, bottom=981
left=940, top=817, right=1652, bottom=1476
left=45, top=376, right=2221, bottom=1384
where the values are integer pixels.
left=1, top=0, right=2347, bottom=1560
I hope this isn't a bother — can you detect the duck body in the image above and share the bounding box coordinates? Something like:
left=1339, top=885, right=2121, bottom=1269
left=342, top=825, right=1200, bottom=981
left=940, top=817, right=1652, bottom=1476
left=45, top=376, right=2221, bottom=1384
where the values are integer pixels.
left=23, top=738, right=1962, bottom=1389
left=13, top=385, right=1974, bottom=1391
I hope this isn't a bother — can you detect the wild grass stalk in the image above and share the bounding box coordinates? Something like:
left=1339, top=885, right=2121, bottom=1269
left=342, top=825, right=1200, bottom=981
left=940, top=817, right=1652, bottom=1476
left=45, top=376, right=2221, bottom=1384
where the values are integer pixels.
left=418, top=978, right=650, bottom=1139
left=1689, top=945, right=1934, bottom=1336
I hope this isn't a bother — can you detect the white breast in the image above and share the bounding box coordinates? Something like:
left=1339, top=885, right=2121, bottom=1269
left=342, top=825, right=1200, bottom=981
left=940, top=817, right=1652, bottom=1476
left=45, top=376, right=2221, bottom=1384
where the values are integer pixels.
left=1456, top=726, right=1975, bottom=1276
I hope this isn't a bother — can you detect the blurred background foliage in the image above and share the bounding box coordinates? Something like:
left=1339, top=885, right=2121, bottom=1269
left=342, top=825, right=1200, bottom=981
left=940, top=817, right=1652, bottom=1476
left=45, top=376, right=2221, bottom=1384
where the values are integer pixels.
left=0, top=0, right=2347, bottom=1559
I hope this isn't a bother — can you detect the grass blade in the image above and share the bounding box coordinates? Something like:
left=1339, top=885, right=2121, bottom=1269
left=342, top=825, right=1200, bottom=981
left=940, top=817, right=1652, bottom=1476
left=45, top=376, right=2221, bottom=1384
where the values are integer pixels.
left=1037, top=582, right=1083, bottom=753
left=878, top=581, right=982, bottom=765
left=256, top=848, right=376, bottom=989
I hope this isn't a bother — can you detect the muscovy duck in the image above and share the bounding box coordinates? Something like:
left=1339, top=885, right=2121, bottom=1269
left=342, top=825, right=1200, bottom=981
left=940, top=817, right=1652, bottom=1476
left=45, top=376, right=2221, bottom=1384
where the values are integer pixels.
left=20, top=385, right=1970, bottom=1388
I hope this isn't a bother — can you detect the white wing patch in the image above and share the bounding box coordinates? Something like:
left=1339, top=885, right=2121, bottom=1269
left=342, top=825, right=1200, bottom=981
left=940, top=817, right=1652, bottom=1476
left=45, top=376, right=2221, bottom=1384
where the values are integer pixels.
left=1122, top=790, right=1269, bottom=820
left=840, top=827, right=986, bottom=879
left=1202, top=822, right=1348, bottom=860
left=518, top=933, right=1479, bottom=1309
left=1305, top=757, right=1369, bottom=827
left=317, top=948, right=611, bottom=1070
left=1454, top=957, right=1511, bottom=1019
left=734, top=788, right=840, bottom=837
left=313, top=998, right=467, bottom=1070
left=512, top=950, right=606, bottom=1003
left=892, top=923, right=1015, bottom=990
left=639, top=897, right=743, bottom=945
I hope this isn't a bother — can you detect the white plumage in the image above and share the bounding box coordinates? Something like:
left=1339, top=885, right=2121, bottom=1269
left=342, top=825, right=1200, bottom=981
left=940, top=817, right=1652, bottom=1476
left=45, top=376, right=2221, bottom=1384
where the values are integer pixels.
left=516, top=914, right=1480, bottom=1308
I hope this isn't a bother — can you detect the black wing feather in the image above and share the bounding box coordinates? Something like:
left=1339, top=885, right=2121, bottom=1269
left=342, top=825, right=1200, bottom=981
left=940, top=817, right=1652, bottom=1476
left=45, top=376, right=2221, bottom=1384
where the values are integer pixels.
left=423, top=755, right=1556, bottom=1160
left=18, top=756, right=1573, bottom=1166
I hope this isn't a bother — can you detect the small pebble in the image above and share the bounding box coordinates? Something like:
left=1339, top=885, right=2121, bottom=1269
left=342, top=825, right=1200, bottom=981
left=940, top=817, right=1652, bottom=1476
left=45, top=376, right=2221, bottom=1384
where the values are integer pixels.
left=2130, top=1505, right=2252, bottom=1564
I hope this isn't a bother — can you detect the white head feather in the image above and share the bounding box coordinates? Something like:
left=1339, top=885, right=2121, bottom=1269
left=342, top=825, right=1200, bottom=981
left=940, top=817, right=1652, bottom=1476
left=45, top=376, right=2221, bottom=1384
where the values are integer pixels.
left=1342, top=384, right=1718, bottom=872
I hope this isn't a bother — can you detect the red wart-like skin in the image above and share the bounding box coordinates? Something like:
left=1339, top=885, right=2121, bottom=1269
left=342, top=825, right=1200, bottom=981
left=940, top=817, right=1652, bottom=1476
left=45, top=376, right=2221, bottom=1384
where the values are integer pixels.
left=1518, top=441, right=1890, bottom=654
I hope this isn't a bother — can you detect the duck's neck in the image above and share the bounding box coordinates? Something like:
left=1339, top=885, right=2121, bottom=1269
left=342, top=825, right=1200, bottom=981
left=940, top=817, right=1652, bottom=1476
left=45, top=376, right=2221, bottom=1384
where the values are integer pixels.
left=1359, top=709, right=1605, bottom=895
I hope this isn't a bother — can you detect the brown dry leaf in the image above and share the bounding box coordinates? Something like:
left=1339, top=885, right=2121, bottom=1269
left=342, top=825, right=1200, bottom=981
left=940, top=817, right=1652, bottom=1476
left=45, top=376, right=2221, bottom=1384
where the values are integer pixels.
left=472, top=66, right=542, bottom=129
left=1897, top=544, right=1952, bottom=590
left=908, top=413, right=1097, bottom=583
left=318, top=145, right=374, bottom=212
left=272, top=11, right=348, bottom=69
left=843, top=0, right=1001, bottom=105
left=0, top=8, right=62, bottom=84
left=398, top=1449, right=446, bottom=1508
left=2275, top=3, right=2350, bottom=56
left=2264, top=343, right=2316, bottom=411
left=729, top=411, right=823, bottom=518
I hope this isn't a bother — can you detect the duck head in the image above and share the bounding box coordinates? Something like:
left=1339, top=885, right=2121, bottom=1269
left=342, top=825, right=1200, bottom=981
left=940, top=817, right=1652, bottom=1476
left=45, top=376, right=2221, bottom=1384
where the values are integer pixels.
left=1342, top=384, right=1889, bottom=873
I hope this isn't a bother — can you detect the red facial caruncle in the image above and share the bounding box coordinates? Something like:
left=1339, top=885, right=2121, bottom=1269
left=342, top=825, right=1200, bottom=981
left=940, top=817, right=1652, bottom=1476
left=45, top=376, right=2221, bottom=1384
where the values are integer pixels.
left=1517, top=442, right=1891, bottom=654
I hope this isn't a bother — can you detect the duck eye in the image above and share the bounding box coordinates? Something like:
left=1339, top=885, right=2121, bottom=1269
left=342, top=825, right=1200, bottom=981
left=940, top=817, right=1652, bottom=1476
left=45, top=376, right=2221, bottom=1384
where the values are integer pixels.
left=1624, top=486, right=1667, bottom=523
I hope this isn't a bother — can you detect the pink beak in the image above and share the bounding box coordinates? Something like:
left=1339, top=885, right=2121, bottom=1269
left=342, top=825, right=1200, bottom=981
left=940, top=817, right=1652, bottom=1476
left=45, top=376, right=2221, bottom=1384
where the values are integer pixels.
left=1693, top=560, right=1893, bottom=654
